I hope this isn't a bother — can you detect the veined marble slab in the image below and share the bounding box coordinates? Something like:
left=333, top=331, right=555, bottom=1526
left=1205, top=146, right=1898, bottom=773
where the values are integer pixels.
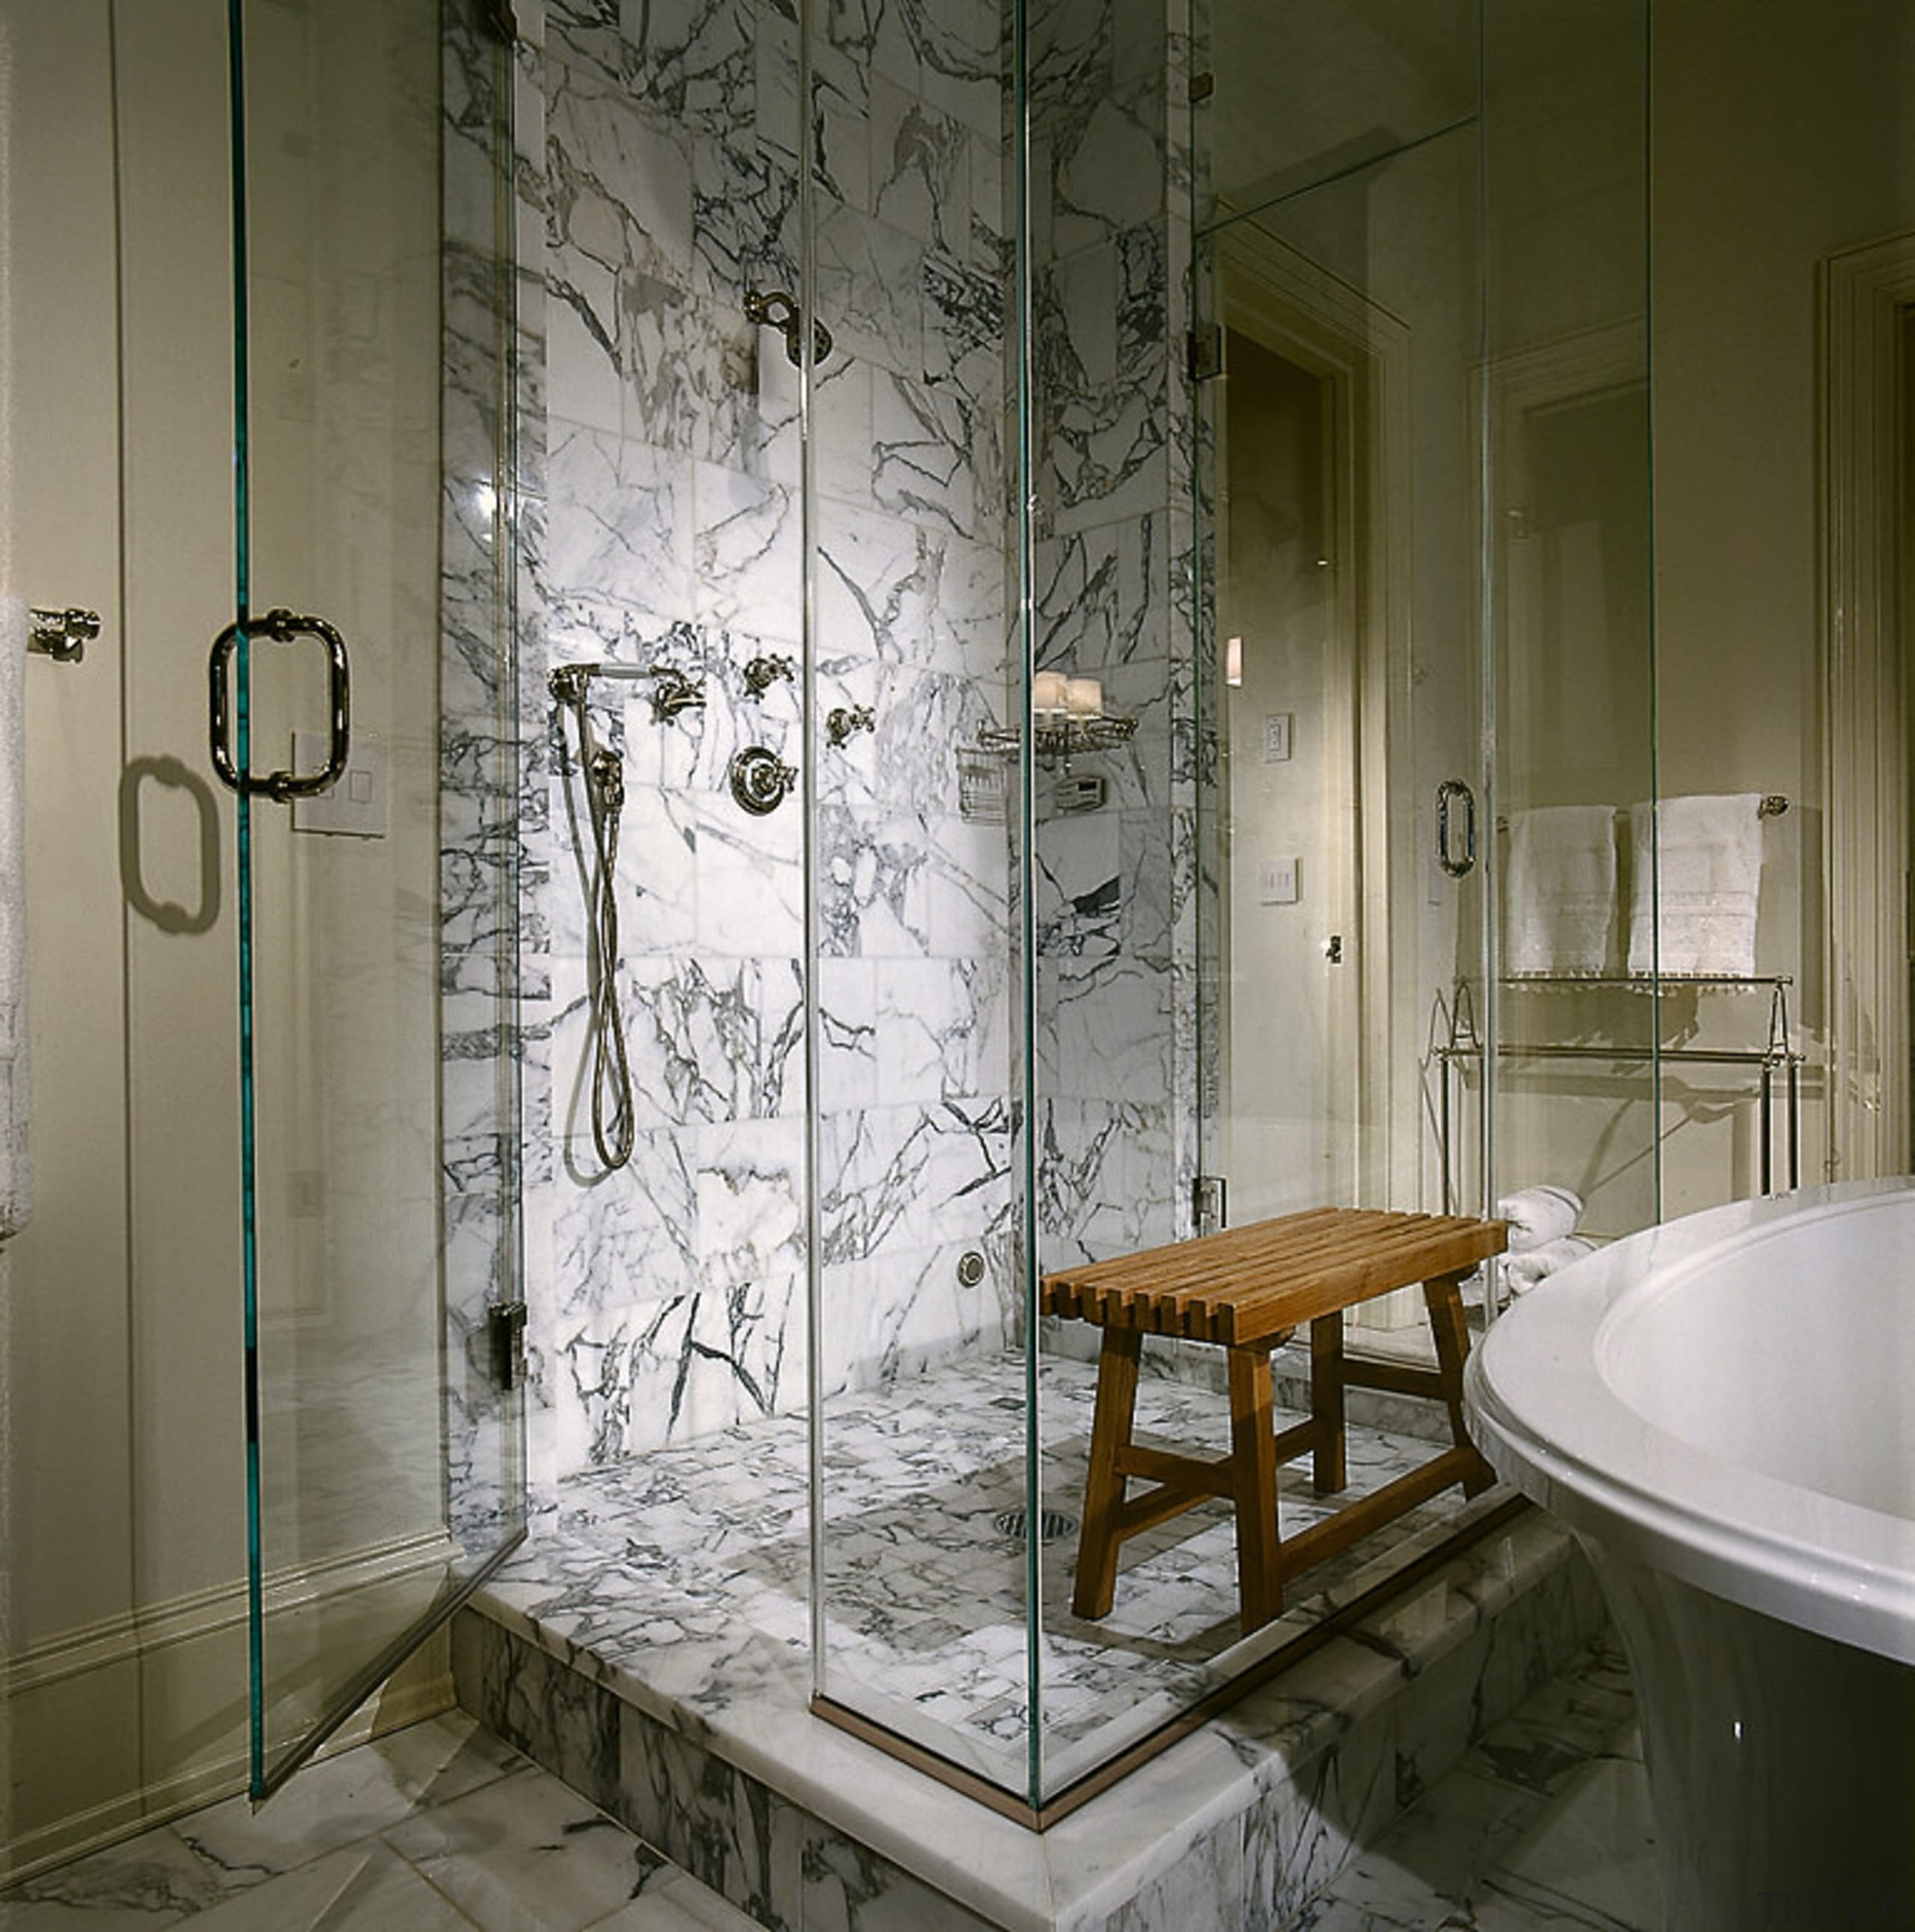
left=459, top=1352, right=1608, bottom=1932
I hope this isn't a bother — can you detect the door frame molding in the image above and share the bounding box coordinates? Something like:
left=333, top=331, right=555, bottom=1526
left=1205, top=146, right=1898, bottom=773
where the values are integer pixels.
left=1821, top=230, right=1915, bottom=1180
left=1212, top=229, right=1413, bottom=1208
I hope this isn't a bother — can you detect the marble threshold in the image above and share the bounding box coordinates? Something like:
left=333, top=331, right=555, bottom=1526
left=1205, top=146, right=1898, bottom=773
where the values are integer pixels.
left=458, top=1352, right=1611, bottom=1931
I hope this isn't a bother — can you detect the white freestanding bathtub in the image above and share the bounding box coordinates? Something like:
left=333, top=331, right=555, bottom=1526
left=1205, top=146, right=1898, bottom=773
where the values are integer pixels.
left=1465, top=1180, right=1915, bottom=1930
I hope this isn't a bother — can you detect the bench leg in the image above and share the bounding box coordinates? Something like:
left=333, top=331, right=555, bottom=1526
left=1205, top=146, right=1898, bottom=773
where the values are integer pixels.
left=1227, top=1347, right=1284, bottom=1633
left=1308, top=1312, right=1347, bottom=1493
left=1071, top=1327, right=1143, bottom=1619
left=1424, top=1270, right=1495, bottom=1497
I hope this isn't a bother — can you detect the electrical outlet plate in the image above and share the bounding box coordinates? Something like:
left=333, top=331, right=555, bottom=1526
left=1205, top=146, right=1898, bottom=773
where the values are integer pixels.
left=1261, top=712, right=1293, bottom=762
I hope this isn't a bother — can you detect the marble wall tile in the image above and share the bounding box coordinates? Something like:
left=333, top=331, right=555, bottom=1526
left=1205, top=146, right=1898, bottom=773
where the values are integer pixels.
left=693, top=1116, right=809, bottom=1287
left=613, top=0, right=756, bottom=140
left=691, top=460, right=803, bottom=643
left=614, top=1709, right=798, bottom=1932
left=792, top=1820, right=1005, bottom=1932
left=815, top=1100, right=1012, bottom=1266
left=520, top=0, right=1211, bottom=1483
left=816, top=1242, right=1018, bottom=1395
left=451, top=1611, right=624, bottom=1815
left=441, top=8, right=555, bottom=1532
left=547, top=425, right=696, bottom=640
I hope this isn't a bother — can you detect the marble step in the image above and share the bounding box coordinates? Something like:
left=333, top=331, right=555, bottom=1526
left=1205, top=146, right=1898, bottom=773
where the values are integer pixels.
left=454, top=1503, right=1608, bottom=1932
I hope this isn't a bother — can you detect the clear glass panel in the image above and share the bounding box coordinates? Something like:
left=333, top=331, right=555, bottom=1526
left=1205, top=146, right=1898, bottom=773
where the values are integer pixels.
left=1180, top=114, right=1504, bottom=1708
left=1022, top=0, right=1211, bottom=1798
left=800, top=0, right=1032, bottom=1798
left=1207, top=0, right=1480, bottom=221
left=234, top=0, right=525, bottom=1794
left=1483, top=0, right=1659, bottom=1248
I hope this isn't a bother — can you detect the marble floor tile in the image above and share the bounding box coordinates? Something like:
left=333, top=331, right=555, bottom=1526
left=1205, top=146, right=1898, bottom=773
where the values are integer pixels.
left=383, top=1769, right=672, bottom=1930
left=175, top=1841, right=477, bottom=1931
left=1289, top=1634, right=1660, bottom=1932
left=1488, top=1755, right=1659, bottom=1928
left=0, top=1717, right=763, bottom=1932
left=0, top=1828, right=226, bottom=1929
left=176, top=1711, right=527, bottom=1889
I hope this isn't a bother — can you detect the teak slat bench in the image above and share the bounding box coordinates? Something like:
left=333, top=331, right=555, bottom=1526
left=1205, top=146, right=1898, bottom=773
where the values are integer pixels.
left=1041, top=1207, right=1509, bottom=1636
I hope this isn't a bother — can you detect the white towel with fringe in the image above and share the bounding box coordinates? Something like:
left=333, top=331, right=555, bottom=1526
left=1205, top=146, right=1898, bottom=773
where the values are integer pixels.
left=1495, top=1183, right=1583, bottom=1253
left=1, top=594, right=31, bottom=1237
left=1628, top=794, right=1765, bottom=978
left=1503, top=805, right=1617, bottom=977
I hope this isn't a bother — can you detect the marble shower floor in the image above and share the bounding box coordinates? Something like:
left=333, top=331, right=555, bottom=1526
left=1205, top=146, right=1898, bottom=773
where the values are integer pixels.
left=539, top=1348, right=1512, bottom=1789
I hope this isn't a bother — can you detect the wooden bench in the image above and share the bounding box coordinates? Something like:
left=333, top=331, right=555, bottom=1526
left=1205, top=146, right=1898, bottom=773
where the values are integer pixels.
left=1041, top=1207, right=1509, bottom=1636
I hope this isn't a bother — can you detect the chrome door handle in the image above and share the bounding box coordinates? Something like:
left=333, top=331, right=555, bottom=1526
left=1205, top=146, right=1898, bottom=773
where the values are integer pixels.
left=209, top=608, right=352, bottom=800
left=1436, top=779, right=1477, bottom=877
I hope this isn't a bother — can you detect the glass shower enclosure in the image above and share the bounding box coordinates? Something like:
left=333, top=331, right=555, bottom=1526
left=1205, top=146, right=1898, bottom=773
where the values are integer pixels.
left=222, top=0, right=529, bottom=1797
left=2, top=0, right=526, bottom=1825
left=797, top=0, right=1660, bottom=1818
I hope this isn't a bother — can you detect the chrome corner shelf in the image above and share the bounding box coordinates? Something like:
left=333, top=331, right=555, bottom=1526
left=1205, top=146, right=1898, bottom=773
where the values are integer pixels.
left=978, top=714, right=1138, bottom=763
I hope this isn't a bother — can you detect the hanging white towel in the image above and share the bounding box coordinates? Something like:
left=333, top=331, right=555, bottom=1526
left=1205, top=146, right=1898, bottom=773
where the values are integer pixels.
left=1503, top=804, right=1617, bottom=977
left=1495, top=1183, right=1583, bottom=1254
left=1628, top=794, right=1765, bottom=978
left=0, top=594, right=31, bottom=1238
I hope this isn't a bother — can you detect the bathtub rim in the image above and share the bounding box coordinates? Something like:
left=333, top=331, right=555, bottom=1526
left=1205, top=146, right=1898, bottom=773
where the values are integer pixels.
left=1464, top=1177, right=1915, bottom=1664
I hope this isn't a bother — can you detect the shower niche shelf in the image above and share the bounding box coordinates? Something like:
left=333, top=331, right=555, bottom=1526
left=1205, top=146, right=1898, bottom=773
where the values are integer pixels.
left=977, top=714, right=1137, bottom=764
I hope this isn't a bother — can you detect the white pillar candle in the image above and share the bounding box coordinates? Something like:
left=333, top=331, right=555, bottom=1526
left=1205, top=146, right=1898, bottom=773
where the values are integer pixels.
left=1065, top=675, right=1103, bottom=719
left=1032, top=670, right=1067, bottom=718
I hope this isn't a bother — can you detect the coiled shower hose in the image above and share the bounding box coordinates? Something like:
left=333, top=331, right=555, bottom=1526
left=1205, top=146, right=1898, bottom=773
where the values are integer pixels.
left=556, top=684, right=635, bottom=1171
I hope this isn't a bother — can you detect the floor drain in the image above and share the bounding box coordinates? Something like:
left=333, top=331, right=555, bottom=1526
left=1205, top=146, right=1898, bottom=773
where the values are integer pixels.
left=993, top=1507, right=1079, bottom=1545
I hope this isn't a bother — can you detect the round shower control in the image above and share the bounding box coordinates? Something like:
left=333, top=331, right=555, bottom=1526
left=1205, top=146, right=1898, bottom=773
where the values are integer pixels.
left=729, top=744, right=798, bottom=816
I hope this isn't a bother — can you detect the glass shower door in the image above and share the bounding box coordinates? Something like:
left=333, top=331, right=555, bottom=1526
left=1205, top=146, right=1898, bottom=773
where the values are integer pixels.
left=222, top=0, right=525, bottom=1797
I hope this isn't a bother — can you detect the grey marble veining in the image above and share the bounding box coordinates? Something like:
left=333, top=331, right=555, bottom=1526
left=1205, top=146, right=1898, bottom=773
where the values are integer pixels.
left=524, top=0, right=1026, bottom=1481
left=457, top=1426, right=1614, bottom=1932
left=479, top=1348, right=1549, bottom=1797
left=0, top=1714, right=763, bottom=1932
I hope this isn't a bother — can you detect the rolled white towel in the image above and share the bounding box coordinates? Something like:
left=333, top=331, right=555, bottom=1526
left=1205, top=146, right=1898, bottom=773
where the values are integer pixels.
left=1504, top=1235, right=1596, bottom=1296
left=1495, top=1184, right=1583, bottom=1254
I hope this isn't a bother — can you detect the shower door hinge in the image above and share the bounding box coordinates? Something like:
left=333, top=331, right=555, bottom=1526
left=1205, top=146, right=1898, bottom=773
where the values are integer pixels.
left=488, top=1299, right=528, bottom=1393
left=1186, top=326, right=1224, bottom=384
left=478, top=0, right=522, bottom=45
left=1193, top=1174, right=1229, bottom=1236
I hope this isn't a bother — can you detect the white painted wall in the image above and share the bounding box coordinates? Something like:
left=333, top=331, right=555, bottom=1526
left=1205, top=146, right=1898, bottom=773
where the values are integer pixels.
left=0, top=0, right=455, bottom=1880
left=1651, top=0, right=1915, bottom=1210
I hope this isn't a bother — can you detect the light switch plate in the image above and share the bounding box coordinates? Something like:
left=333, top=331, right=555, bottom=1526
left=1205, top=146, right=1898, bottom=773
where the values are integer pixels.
left=1261, top=712, right=1293, bottom=762
left=291, top=731, right=387, bottom=838
left=1257, top=856, right=1299, bottom=904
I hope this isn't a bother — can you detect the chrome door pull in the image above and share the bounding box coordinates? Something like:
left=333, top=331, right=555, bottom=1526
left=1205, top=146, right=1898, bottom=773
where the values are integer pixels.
left=1436, top=779, right=1477, bottom=878
left=209, top=608, right=352, bottom=800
